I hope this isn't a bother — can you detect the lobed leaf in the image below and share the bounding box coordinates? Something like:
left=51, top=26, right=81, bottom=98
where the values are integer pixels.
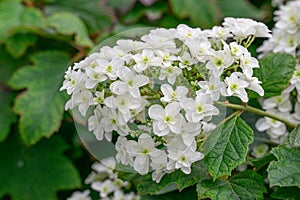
left=283, top=124, right=300, bottom=148
left=5, top=33, right=37, bottom=58
left=197, top=170, right=266, bottom=200
left=47, top=12, right=93, bottom=47
left=254, top=53, right=296, bottom=98
left=271, top=187, right=300, bottom=200
left=45, top=0, right=112, bottom=32
left=0, top=134, right=81, bottom=200
left=267, top=146, right=300, bottom=187
left=8, top=51, right=69, bottom=145
left=169, top=0, right=216, bottom=28
left=0, top=0, right=23, bottom=42
left=0, top=90, right=16, bottom=142
left=203, top=116, right=254, bottom=180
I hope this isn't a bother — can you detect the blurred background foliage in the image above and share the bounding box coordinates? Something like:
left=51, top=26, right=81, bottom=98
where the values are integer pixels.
left=0, top=0, right=275, bottom=199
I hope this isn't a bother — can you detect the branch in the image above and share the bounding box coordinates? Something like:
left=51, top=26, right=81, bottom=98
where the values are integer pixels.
left=215, top=101, right=297, bottom=129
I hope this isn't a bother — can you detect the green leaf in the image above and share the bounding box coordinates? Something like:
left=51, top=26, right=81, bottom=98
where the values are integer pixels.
left=251, top=153, right=275, bottom=171
left=5, top=33, right=37, bottom=58
left=137, top=162, right=206, bottom=195
left=0, top=45, right=28, bottom=84
left=267, top=146, right=300, bottom=187
left=0, top=134, right=81, bottom=200
left=203, top=116, right=254, bottom=180
left=218, top=0, right=264, bottom=19
left=47, top=12, right=93, bottom=47
left=0, top=90, right=16, bottom=141
left=141, top=186, right=197, bottom=200
left=8, top=51, right=69, bottom=145
left=45, top=0, right=112, bottom=32
left=283, top=124, right=300, bottom=148
left=169, top=0, right=216, bottom=28
left=197, top=170, right=266, bottom=200
left=271, top=187, right=300, bottom=200
left=0, top=0, right=23, bottom=42
left=20, top=7, right=47, bottom=28
left=254, top=53, right=296, bottom=98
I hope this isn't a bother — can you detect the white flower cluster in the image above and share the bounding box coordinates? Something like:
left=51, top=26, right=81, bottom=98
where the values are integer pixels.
left=256, top=0, right=300, bottom=143
left=259, top=0, right=300, bottom=56
left=61, top=17, right=269, bottom=182
left=67, top=157, right=140, bottom=200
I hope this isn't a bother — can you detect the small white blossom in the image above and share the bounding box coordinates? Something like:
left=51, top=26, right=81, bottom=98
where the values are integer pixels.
left=67, top=190, right=91, bottom=200
left=148, top=102, right=183, bottom=136
left=223, top=73, right=249, bottom=102
left=206, top=50, right=234, bottom=78
left=181, top=93, right=219, bottom=123
left=160, top=84, right=188, bottom=103
left=132, top=49, right=162, bottom=72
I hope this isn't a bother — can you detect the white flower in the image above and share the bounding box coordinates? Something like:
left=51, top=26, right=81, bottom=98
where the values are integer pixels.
left=160, top=84, right=188, bottom=103
left=255, top=109, right=288, bottom=143
left=88, top=106, right=107, bottom=141
left=176, top=24, right=202, bottom=41
left=197, top=76, right=224, bottom=101
left=96, top=58, right=124, bottom=80
left=235, top=72, right=264, bottom=96
left=115, top=136, right=134, bottom=166
left=148, top=102, right=183, bottom=136
left=181, top=93, right=219, bottom=123
left=91, top=179, right=117, bottom=198
left=185, top=40, right=212, bottom=61
left=262, top=93, right=292, bottom=113
left=100, top=106, right=128, bottom=136
left=222, top=17, right=271, bottom=40
left=93, top=90, right=105, bottom=105
left=223, top=73, right=249, bottom=102
left=167, top=146, right=204, bottom=174
left=229, top=42, right=246, bottom=58
left=116, top=39, right=149, bottom=52
left=92, top=157, right=116, bottom=176
left=155, top=50, right=178, bottom=67
left=110, top=66, right=149, bottom=99
left=67, top=190, right=91, bottom=200
left=180, top=121, right=201, bottom=147
left=178, top=51, right=198, bottom=69
left=126, top=133, right=163, bottom=175
left=142, top=28, right=177, bottom=50
left=206, top=50, right=234, bottom=78
left=60, top=68, right=85, bottom=95
left=204, top=26, right=232, bottom=40
left=159, top=66, right=182, bottom=84
left=132, top=49, right=162, bottom=72
left=85, top=67, right=107, bottom=89
left=72, top=90, right=94, bottom=116
left=104, top=94, right=142, bottom=122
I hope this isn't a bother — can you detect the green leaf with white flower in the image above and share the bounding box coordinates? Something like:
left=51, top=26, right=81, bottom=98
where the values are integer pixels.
left=202, top=116, right=254, bottom=180
left=137, top=162, right=206, bottom=195
left=0, top=134, right=81, bottom=200
left=8, top=51, right=69, bottom=145
left=47, top=12, right=93, bottom=47
left=197, top=170, right=266, bottom=200
left=267, top=146, right=300, bottom=187
left=254, top=53, right=296, bottom=98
